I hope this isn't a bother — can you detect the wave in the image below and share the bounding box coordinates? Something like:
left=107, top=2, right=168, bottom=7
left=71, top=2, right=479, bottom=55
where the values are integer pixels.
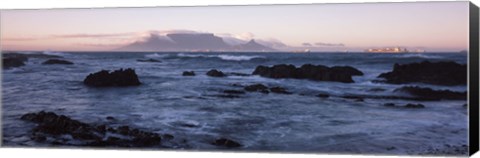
left=145, top=53, right=168, bottom=58
left=42, top=51, right=67, bottom=57
left=397, top=53, right=442, bottom=59
left=167, top=53, right=266, bottom=61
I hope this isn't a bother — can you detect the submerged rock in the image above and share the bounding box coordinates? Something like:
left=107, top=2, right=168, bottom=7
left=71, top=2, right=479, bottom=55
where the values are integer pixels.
left=20, top=111, right=163, bottom=147
left=226, top=72, right=251, bottom=76
left=316, top=94, right=330, bottom=98
left=212, top=138, right=242, bottom=148
left=404, top=103, right=426, bottom=108
left=269, top=87, right=292, bottom=94
left=383, top=103, right=396, bottom=107
left=342, top=96, right=365, bottom=102
left=83, top=68, right=141, bottom=87
left=244, top=84, right=269, bottom=93
left=378, top=61, right=467, bottom=86
left=137, top=58, right=161, bottom=62
left=223, top=90, right=246, bottom=95
left=206, top=69, right=226, bottom=77
left=42, top=59, right=74, bottom=65
left=252, top=64, right=363, bottom=83
left=395, top=86, right=466, bottom=100
left=182, top=71, right=196, bottom=76
left=383, top=103, right=425, bottom=109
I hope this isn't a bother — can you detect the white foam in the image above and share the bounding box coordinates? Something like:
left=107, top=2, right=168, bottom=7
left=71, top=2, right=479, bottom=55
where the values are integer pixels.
left=398, top=53, right=442, bottom=59
left=145, top=53, right=168, bottom=58
left=42, top=51, right=66, bottom=56
left=176, top=53, right=265, bottom=61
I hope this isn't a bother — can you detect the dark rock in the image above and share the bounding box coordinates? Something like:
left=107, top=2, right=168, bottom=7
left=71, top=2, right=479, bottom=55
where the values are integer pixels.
left=223, top=90, right=246, bottom=95
left=269, top=87, right=292, bottom=94
left=83, top=68, right=141, bottom=87
left=206, top=69, right=226, bottom=77
left=404, top=103, right=425, bottom=108
left=378, top=61, right=467, bottom=86
left=383, top=103, right=396, bottom=107
left=395, top=86, right=466, bottom=100
left=386, top=146, right=396, bottom=150
left=316, top=94, right=330, bottom=98
left=211, top=94, right=241, bottom=99
left=21, top=111, right=163, bottom=147
left=244, top=84, right=269, bottom=94
left=231, top=83, right=244, bottom=87
left=331, top=66, right=364, bottom=76
left=3, top=57, right=26, bottom=69
left=368, top=88, right=386, bottom=92
left=252, top=64, right=362, bottom=83
left=117, top=126, right=130, bottom=135
left=342, top=96, right=365, bottom=102
left=137, top=58, right=160, bottom=62
left=42, top=59, right=74, bottom=65
left=106, top=116, right=115, bottom=121
left=31, top=134, right=47, bottom=142
left=212, top=138, right=242, bottom=148
left=163, top=134, right=174, bottom=140
left=182, top=71, right=196, bottom=76
left=178, top=123, right=198, bottom=128
left=227, top=72, right=251, bottom=76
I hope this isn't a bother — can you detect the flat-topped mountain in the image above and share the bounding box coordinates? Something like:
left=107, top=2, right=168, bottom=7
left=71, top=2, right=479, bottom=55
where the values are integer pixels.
left=119, top=33, right=274, bottom=52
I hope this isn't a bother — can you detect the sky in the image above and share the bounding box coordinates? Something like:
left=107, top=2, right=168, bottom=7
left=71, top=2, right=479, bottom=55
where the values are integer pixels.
left=0, top=1, right=470, bottom=52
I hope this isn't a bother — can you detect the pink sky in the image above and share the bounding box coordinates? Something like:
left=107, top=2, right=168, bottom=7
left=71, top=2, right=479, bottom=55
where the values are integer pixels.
left=0, top=1, right=469, bottom=52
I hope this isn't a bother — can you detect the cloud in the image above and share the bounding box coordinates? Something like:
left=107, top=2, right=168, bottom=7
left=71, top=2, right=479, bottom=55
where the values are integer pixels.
left=302, top=43, right=312, bottom=47
left=51, top=33, right=134, bottom=38
left=3, top=37, right=41, bottom=41
left=3, top=33, right=136, bottom=41
left=314, top=42, right=345, bottom=47
left=256, top=39, right=288, bottom=48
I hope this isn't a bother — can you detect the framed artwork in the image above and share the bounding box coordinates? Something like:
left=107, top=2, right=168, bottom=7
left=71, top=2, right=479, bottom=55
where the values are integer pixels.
left=1, top=1, right=479, bottom=157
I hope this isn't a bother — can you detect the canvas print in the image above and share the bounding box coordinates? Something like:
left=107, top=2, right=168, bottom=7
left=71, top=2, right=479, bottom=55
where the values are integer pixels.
left=0, top=1, right=471, bottom=156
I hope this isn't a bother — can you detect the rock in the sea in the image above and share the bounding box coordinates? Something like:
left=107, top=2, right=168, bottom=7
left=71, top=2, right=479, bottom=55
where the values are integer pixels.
left=212, top=138, right=242, bottom=148
left=378, top=61, right=467, bottom=86
left=252, top=64, right=363, bottom=83
left=244, top=84, right=269, bottom=94
left=382, top=103, right=425, bottom=108
left=316, top=94, right=330, bottom=98
left=331, top=66, right=364, bottom=76
left=227, top=72, right=251, bottom=76
left=210, top=94, right=242, bottom=99
left=383, top=103, right=396, bottom=107
left=20, top=111, right=163, bottom=147
left=3, top=57, right=26, bottom=69
left=368, top=88, right=386, bottom=92
left=137, top=58, right=161, bottom=62
left=182, top=71, right=196, bottom=76
left=223, top=90, right=246, bottom=95
left=206, top=69, right=226, bottom=77
left=342, top=96, right=365, bottom=102
left=395, top=86, right=467, bottom=100
left=42, top=59, right=74, bottom=65
left=269, top=87, right=292, bottom=94
left=83, top=68, right=141, bottom=87
left=404, top=103, right=425, bottom=108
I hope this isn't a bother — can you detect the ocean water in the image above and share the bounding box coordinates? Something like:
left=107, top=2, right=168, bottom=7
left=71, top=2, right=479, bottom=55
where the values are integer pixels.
left=2, top=52, right=468, bottom=154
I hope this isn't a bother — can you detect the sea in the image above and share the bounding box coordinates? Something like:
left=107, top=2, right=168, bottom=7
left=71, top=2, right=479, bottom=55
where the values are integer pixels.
left=1, top=52, right=468, bottom=155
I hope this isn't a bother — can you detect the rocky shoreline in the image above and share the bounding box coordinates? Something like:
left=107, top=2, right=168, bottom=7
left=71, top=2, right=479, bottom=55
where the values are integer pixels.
left=2, top=52, right=469, bottom=155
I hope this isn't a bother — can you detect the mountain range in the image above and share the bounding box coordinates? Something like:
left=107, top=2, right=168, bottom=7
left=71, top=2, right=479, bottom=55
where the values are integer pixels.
left=118, top=33, right=275, bottom=52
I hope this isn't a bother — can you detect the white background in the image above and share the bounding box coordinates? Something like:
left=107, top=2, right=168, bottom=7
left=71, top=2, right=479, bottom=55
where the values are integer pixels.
left=0, top=0, right=479, bottom=158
